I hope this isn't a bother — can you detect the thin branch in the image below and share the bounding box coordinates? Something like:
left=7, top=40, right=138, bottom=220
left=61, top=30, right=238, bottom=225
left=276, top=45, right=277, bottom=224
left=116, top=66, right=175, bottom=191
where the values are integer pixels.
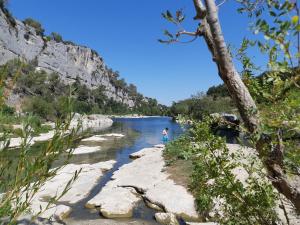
left=177, top=36, right=199, bottom=43
left=177, top=30, right=199, bottom=36
left=217, top=0, right=227, bottom=8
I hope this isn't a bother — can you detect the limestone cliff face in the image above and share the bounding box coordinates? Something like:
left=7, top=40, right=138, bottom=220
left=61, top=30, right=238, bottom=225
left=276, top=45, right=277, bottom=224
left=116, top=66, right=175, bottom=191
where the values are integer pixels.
left=0, top=9, right=135, bottom=107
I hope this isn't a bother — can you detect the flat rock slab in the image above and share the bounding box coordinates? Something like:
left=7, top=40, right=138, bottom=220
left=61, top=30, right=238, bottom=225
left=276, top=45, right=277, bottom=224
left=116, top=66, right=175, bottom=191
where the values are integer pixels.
left=98, top=133, right=125, bottom=138
left=33, top=130, right=55, bottom=142
left=86, top=146, right=200, bottom=221
left=81, top=135, right=108, bottom=142
left=86, top=185, right=140, bottom=218
left=30, top=160, right=116, bottom=219
left=70, top=145, right=102, bottom=155
left=81, top=133, right=124, bottom=143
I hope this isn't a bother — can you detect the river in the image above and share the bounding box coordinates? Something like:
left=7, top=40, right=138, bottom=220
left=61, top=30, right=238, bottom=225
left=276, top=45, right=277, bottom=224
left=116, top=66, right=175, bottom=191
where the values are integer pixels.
left=64, top=117, right=183, bottom=224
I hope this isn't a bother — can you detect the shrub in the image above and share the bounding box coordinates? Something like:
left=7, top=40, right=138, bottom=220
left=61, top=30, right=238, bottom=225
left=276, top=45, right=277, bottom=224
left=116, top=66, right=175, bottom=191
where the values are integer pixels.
left=0, top=0, right=16, bottom=27
left=165, top=117, right=279, bottom=224
left=0, top=104, right=15, bottom=115
left=23, top=97, right=54, bottom=120
left=23, top=18, right=44, bottom=36
left=49, top=32, right=63, bottom=42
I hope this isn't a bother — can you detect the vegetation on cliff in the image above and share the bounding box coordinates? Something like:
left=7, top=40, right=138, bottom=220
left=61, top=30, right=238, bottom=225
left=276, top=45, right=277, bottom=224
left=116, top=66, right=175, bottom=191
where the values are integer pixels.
left=1, top=59, right=168, bottom=119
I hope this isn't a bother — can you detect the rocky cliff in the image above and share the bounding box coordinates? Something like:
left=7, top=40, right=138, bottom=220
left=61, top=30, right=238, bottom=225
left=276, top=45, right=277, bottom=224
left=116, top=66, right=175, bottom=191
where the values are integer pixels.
left=0, top=8, right=135, bottom=107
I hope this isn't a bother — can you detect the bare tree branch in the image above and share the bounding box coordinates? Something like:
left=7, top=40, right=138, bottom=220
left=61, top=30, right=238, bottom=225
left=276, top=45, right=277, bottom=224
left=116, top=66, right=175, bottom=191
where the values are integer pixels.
left=217, top=0, right=227, bottom=8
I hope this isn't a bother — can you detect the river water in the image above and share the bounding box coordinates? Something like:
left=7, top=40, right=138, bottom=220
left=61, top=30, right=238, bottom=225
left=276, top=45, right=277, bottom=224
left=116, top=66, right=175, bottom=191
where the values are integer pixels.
left=64, top=117, right=183, bottom=224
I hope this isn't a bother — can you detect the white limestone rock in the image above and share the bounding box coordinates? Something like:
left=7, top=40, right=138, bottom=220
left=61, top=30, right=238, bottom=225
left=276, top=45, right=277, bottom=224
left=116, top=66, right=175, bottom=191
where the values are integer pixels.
left=70, top=145, right=101, bottom=155
left=81, top=135, right=107, bottom=142
left=87, top=146, right=201, bottom=221
left=86, top=186, right=140, bottom=218
left=155, top=212, right=179, bottom=225
left=30, top=160, right=116, bottom=219
left=0, top=9, right=136, bottom=107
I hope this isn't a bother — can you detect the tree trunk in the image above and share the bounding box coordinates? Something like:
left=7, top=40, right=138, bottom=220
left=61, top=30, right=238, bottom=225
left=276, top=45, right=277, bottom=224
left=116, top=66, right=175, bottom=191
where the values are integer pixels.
left=197, top=0, right=300, bottom=212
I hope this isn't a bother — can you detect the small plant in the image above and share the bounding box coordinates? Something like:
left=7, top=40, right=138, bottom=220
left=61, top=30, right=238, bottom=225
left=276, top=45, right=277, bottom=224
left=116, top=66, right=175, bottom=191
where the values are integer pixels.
left=49, top=32, right=63, bottom=43
left=0, top=60, right=80, bottom=224
left=23, top=18, right=45, bottom=36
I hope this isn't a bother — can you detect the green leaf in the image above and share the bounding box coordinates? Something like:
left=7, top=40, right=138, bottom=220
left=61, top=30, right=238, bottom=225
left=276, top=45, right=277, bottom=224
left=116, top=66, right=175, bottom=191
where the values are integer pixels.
left=162, top=10, right=176, bottom=24
left=163, top=29, right=173, bottom=38
left=291, top=15, right=299, bottom=25
left=269, top=11, right=276, bottom=17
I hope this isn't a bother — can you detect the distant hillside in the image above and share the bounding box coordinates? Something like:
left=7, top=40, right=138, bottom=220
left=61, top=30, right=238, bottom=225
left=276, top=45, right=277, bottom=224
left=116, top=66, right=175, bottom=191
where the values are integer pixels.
left=0, top=4, right=165, bottom=115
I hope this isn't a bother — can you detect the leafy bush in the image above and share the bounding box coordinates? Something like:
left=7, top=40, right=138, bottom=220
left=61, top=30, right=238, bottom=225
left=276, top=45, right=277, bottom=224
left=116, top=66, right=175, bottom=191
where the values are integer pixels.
left=0, top=0, right=16, bottom=27
left=0, top=104, right=15, bottom=115
left=49, top=32, right=63, bottom=42
left=165, top=117, right=279, bottom=224
left=164, top=135, right=193, bottom=162
left=170, top=93, right=235, bottom=120
left=23, top=18, right=45, bottom=36
left=0, top=59, right=79, bottom=224
left=23, top=97, right=54, bottom=120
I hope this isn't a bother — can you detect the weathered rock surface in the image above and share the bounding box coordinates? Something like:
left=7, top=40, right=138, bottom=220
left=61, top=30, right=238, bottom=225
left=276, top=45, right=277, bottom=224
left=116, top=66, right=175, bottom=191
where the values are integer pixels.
left=81, top=135, right=107, bottom=142
left=86, top=146, right=200, bottom=222
left=70, top=145, right=102, bottom=155
left=69, top=114, right=113, bottom=132
left=81, top=133, right=125, bottom=142
left=0, top=115, right=113, bottom=149
left=86, top=185, right=140, bottom=218
left=154, top=213, right=179, bottom=225
left=30, top=160, right=116, bottom=219
left=0, top=9, right=136, bottom=107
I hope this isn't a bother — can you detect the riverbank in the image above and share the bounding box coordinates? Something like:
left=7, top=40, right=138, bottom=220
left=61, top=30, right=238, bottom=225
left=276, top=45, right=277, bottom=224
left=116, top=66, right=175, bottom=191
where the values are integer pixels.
left=6, top=117, right=187, bottom=225
left=86, top=144, right=201, bottom=224
left=0, top=114, right=113, bottom=149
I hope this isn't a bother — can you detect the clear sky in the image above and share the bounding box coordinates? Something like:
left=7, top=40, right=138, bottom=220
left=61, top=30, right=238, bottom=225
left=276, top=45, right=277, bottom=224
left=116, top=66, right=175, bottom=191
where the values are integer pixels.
left=7, top=0, right=266, bottom=106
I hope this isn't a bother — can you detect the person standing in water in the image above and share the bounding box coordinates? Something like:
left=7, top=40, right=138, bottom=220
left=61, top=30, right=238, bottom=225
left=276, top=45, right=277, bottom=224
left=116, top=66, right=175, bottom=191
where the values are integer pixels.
left=162, top=128, right=169, bottom=143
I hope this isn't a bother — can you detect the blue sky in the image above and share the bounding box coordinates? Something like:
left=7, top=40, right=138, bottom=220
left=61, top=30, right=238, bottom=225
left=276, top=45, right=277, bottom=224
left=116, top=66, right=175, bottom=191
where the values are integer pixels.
left=8, top=0, right=266, bottom=105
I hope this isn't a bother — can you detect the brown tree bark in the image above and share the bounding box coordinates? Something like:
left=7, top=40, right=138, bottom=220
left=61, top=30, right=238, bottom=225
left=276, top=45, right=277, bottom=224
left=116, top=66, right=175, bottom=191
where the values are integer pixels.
left=192, top=0, right=300, bottom=213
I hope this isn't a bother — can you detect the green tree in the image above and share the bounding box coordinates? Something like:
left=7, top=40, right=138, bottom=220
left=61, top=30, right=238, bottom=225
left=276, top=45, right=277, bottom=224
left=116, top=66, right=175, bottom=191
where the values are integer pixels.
left=161, top=0, right=300, bottom=215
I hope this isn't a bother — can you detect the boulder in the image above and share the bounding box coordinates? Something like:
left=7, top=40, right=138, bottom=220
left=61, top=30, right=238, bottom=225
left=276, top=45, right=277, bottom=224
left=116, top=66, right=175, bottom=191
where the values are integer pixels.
left=86, top=186, right=140, bottom=218
left=155, top=213, right=179, bottom=225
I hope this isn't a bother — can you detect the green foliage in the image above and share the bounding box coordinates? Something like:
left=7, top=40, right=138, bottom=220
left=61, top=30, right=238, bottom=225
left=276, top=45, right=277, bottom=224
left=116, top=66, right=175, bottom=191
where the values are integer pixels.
left=0, top=0, right=16, bottom=27
left=0, top=61, right=80, bottom=224
left=1, top=59, right=168, bottom=118
left=23, top=18, right=45, bottom=36
left=23, top=97, right=54, bottom=120
left=244, top=70, right=300, bottom=174
left=165, top=117, right=279, bottom=224
left=0, top=104, right=15, bottom=115
left=170, top=92, right=235, bottom=120
left=164, top=135, right=193, bottom=162
left=49, top=32, right=63, bottom=42
left=237, top=0, right=299, bottom=69
left=207, top=84, right=229, bottom=98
